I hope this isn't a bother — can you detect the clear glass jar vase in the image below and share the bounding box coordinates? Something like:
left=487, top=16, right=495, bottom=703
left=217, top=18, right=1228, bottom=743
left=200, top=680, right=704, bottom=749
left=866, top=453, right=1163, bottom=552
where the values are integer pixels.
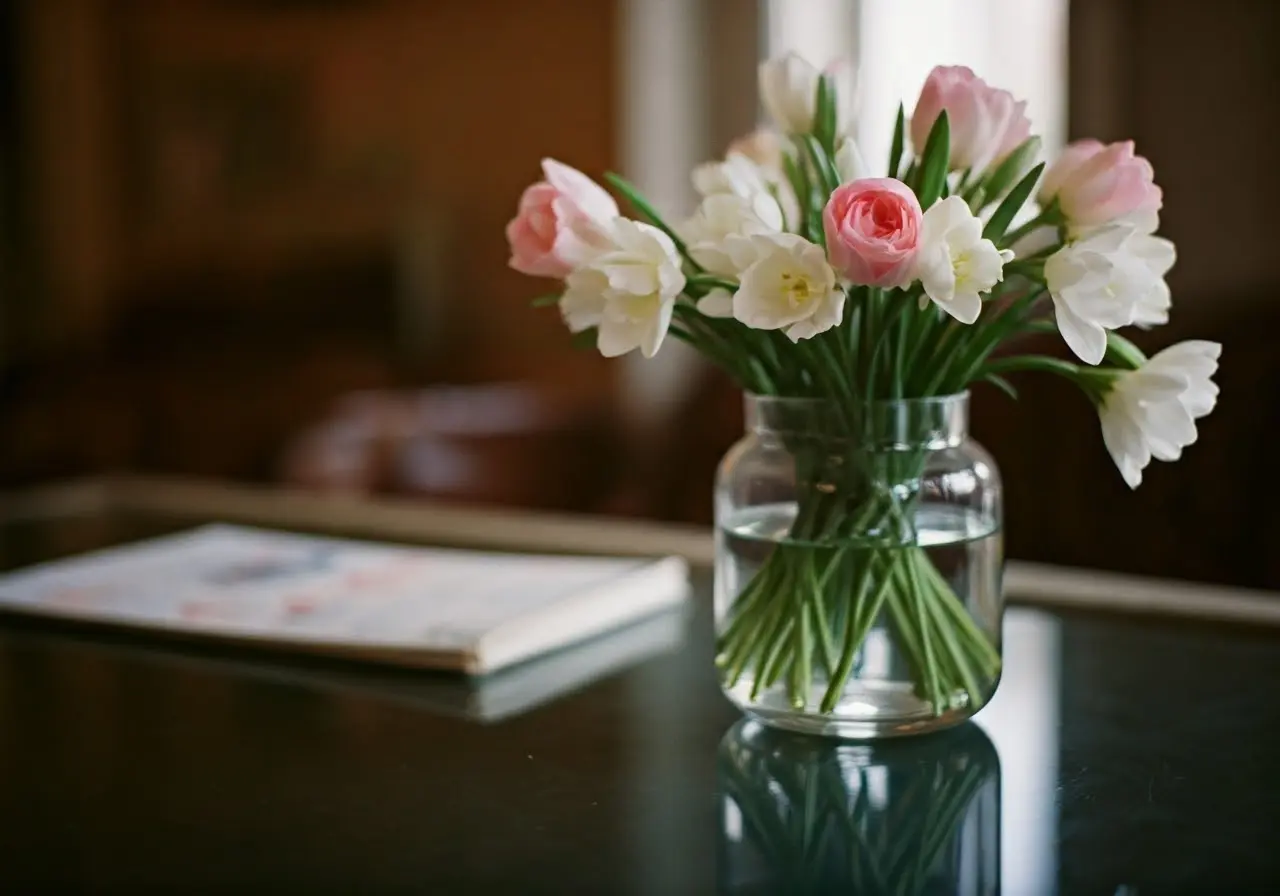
left=717, top=718, right=1001, bottom=894
left=714, top=393, right=1003, bottom=738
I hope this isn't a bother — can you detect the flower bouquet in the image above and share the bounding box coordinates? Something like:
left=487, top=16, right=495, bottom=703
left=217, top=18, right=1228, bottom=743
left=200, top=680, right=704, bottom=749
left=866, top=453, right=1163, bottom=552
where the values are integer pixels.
left=506, top=55, right=1221, bottom=736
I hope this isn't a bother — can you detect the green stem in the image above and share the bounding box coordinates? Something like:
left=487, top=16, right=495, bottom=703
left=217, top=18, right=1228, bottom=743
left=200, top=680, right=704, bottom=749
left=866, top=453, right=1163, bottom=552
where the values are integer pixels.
left=820, top=555, right=894, bottom=713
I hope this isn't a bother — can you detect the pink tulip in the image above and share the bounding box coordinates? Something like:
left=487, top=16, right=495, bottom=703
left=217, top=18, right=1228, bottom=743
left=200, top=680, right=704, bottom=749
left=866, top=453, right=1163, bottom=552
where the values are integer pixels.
left=823, top=178, right=922, bottom=288
left=1036, top=139, right=1105, bottom=204
left=1040, top=140, right=1162, bottom=228
left=911, top=66, right=1032, bottom=173
left=506, top=159, right=619, bottom=278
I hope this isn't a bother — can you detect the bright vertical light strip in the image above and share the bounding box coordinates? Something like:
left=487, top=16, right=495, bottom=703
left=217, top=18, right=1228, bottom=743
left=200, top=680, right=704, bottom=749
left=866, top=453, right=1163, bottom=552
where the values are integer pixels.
left=976, top=608, right=1061, bottom=895
left=763, top=0, right=858, bottom=72
left=856, top=0, right=1068, bottom=174
left=616, top=0, right=707, bottom=433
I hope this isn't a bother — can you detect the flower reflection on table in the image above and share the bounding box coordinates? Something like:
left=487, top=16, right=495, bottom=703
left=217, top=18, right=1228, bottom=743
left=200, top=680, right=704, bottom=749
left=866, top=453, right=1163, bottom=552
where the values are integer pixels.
left=717, top=719, right=1000, bottom=895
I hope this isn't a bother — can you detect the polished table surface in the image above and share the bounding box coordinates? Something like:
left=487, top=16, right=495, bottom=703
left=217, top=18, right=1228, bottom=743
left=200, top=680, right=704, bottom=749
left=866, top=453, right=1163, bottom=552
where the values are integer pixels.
left=1, top=488, right=1279, bottom=893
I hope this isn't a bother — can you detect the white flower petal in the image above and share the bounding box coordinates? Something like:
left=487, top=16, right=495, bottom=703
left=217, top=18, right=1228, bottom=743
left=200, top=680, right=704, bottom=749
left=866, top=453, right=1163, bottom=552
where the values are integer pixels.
left=916, top=197, right=1005, bottom=324
left=1096, top=340, right=1221, bottom=488
left=759, top=53, right=820, bottom=134
left=834, top=138, right=868, bottom=183
left=940, top=291, right=982, bottom=324
left=732, top=232, right=842, bottom=334
left=682, top=194, right=782, bottom=278
left=560, top=268, right=609, bottom=332
left=596, top=318, right=639, bottom=357
left=1099, top=399, right=1150, bottom=489
left=696, top=288, right=735, bottom=318
left=1053, top=299, right=1107, bottom=364
left=784, top=288, right=845, bottom=341
left=639, top=298, right=674, bottom=358
left=917, top=244, right=957, bottom=304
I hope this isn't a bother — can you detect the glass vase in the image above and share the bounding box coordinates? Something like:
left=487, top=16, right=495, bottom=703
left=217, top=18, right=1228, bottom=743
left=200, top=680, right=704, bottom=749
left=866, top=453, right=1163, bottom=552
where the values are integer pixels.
left=717, top=718, right=1001, bottom=894
left=714, top=393, right=1003, bottom=738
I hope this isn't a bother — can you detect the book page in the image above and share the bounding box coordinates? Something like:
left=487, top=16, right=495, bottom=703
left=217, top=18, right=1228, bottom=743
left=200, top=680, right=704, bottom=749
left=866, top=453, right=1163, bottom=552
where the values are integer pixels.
left=0, top=525, right=659, bottom=652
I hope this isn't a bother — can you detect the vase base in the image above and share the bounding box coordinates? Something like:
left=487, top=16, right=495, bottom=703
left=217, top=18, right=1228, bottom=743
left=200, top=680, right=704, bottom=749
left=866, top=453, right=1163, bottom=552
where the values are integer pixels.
left=721, top=677, right=988, bottom=740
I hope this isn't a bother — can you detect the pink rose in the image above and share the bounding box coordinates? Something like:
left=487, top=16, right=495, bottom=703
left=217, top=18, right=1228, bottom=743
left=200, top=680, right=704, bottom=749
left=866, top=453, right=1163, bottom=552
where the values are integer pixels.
left=1039, top=139, right=1162, bottom=228
left=911, top=65, right=1032, bottom=173
left=506, top=159, right=619, bottom=278
left=822, top=178, right=923, bottom=288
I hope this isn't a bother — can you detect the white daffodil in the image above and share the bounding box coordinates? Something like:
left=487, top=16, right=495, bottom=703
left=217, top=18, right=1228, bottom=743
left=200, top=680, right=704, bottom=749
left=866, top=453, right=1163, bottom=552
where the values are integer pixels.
left=1071, top=210, right=1176, bottom=329
left=732, top=233, right=845, bottom=341
left=914, top=196, right=1013, bottom=324
left=692, top=152, right=774, bottom=201
left=1045, top=225, right=1159, bottom=365
left=1098, top=341, right=1221, bottom=488
left=681, top=193, right=783, bottom=279
left=561, top=218, right=686, bottom=358
left=759, top=53, right=855, bottom=135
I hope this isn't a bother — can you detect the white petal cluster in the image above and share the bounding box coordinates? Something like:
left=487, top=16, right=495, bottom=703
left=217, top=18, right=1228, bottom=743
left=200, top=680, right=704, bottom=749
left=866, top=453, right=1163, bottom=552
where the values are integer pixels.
left=681, top=193, right=783, bottom=278
left=1046, top=218, right=1179, bottom=364
left=758, top=53, right=855, bottom=136
left=914, top=197, right=1013, bottom=324
left=731, top=233, right=844, bottom=341
left=1098, top=341, right=1221, bottom=488
left=560, top=219, right=686, bottom=358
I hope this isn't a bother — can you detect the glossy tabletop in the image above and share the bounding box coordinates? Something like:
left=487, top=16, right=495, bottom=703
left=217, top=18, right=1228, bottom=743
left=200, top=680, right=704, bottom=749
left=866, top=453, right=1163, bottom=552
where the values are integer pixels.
left=1, top=494, right=1279, bottom=894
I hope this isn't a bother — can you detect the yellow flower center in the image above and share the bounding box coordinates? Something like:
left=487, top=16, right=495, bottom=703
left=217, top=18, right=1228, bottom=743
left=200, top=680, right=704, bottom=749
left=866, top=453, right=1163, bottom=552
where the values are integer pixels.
left=953, top=250, right=973, bottom=288
left=779, top=270, right=814, bottom=308
left=618, top=292, right=662, bottom=321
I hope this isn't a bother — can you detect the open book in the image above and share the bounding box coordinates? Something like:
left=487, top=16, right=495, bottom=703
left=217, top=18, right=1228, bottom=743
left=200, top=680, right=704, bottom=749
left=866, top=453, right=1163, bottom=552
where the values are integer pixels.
left=0, top=525, right=690, bottom=675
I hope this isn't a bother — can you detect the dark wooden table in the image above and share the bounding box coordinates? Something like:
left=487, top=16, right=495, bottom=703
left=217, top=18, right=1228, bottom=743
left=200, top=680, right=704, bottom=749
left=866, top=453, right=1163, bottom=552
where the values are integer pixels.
left=2, top=479, right=1279, bottom=893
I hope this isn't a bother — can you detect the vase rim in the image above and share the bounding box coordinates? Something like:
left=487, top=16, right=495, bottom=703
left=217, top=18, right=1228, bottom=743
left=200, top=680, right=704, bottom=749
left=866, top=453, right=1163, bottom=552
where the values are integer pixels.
left=744, top=392, right=970, bottom=409
left=743, top=392, right=970, bottom=449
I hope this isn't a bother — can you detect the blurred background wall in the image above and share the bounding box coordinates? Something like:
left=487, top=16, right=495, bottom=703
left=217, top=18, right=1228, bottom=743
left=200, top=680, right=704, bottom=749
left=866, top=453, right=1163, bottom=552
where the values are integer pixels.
left=0, top=0, right=1277, bottom=587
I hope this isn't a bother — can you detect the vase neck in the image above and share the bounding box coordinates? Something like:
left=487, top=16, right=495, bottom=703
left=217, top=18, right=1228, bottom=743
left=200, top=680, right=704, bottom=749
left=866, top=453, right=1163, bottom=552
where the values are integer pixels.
left=744, top=394, right=969, bottom=450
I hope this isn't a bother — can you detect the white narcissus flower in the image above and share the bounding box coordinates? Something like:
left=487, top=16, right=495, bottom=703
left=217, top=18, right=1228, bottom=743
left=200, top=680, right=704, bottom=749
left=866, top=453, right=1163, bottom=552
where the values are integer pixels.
left=560, top=218, right=686, bottom=358
left=692, top=152, right=774, bottom=201
left=732, top=233, right=845, bottom=341
left=1098, top=341, right=1221, bottom=488
left=680, top=193, right=783, bottom=278
left=759, top=52, right=855, bottom=135
left=1045, top=225, right=1159, bottom=365
left=693, top=148, right=800, bottom=241
left=914, top=196, right=1014, bottom=324
left=1076, top=210, right=1176, bottom=329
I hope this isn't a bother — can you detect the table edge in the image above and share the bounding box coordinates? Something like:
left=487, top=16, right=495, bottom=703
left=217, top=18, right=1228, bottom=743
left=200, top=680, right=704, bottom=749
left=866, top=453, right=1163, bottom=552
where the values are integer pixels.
left=4, top=475, right=1277, bottom=627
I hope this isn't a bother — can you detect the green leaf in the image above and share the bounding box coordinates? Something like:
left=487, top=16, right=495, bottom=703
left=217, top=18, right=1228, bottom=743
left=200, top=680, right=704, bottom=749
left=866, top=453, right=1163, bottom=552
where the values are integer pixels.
left=813, top=75, right=837, bottom=151
left=982, top=162, right=1045, bottom=243
left=569, top=327, right=598, bottom=351
left=979, top=352, right=1085, bottom=380
left=530, top=294, right=561, bottom=308
left=781, top=151, right=818, bottom=242
left=965, top=185, right=987, bottom=213
left=603, top=172, right=690, bottom=257
left=982, top=373, right=1019, bottom=400
left=981, top=136, right=1041, bottom=203
left=888, top=103, right=906, bottom=179
left=799, top=135, right=839, bottom=199
left=915, top=111, right=950, bottom=209
left=1105, top=331, right=1148, bottom=370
